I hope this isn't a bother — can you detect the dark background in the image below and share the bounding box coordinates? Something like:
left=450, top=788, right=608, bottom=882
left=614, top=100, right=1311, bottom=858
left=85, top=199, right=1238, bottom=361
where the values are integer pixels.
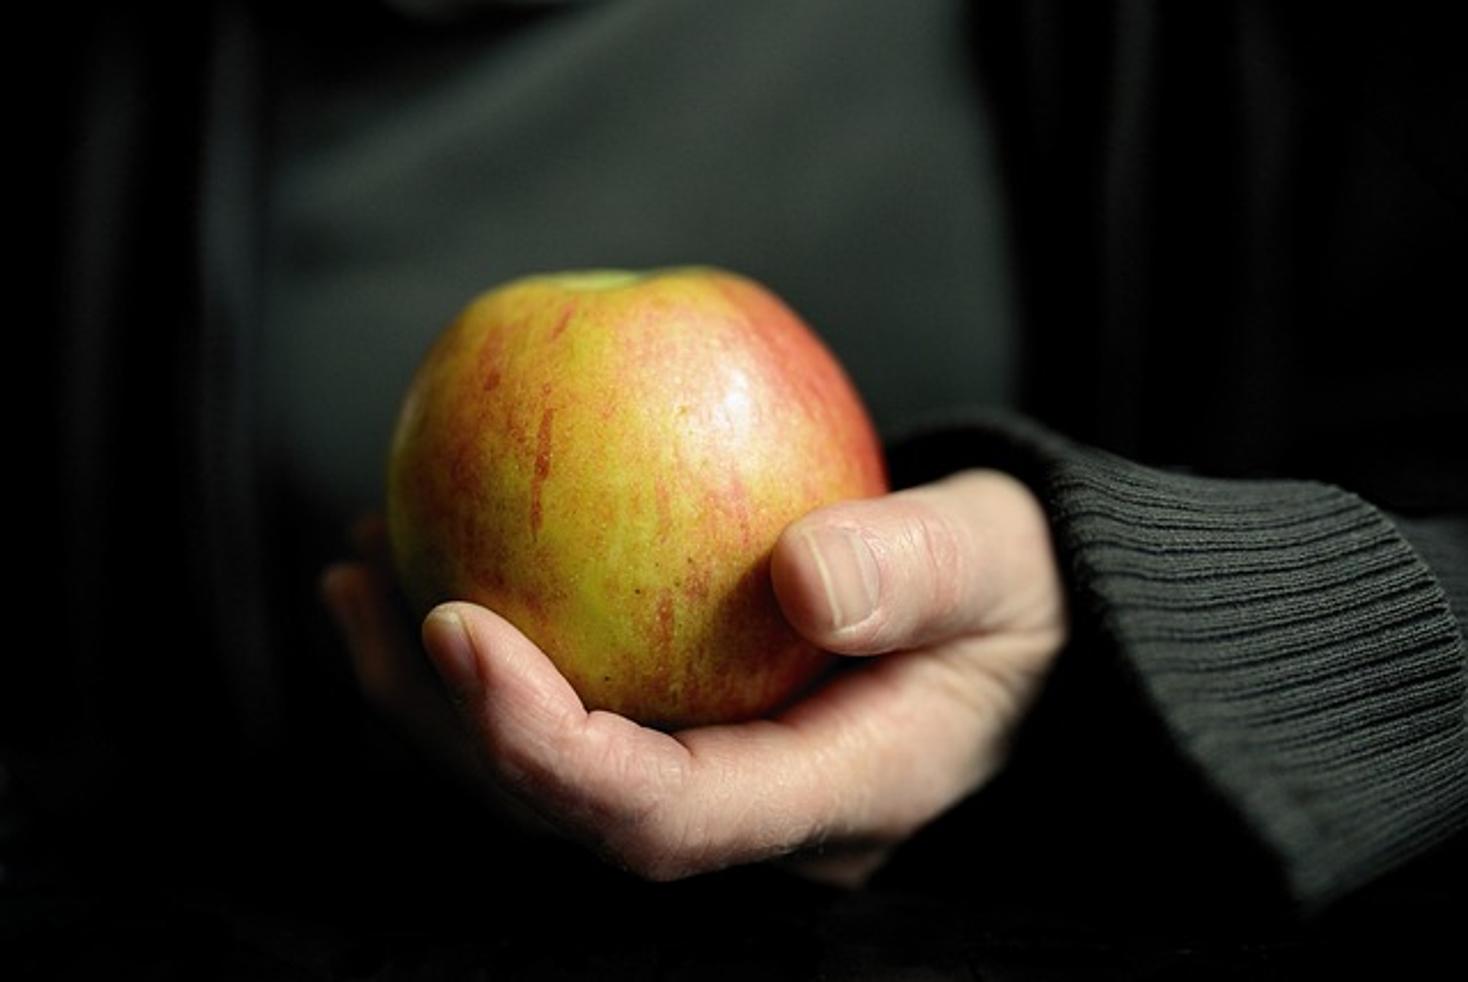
left=17, top=1, right=1466, bottom=977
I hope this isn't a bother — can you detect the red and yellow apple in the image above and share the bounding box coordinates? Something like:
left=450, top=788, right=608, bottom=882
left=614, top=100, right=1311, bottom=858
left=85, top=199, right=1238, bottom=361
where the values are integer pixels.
left=386, top=267, right=887, bottom=727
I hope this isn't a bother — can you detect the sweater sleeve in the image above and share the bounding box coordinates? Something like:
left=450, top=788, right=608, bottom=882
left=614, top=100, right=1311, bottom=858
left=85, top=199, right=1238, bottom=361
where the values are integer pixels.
left=887, top=411, right=1468, bottom=912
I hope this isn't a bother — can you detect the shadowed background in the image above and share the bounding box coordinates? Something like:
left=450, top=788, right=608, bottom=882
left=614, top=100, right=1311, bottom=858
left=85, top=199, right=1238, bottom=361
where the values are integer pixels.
left=19, top=0, right=1465, bottom=976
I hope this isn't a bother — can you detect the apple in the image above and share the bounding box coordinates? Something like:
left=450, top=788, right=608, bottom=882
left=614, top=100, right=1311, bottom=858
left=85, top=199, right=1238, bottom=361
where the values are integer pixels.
left=386, top=267, right=887, bottom=727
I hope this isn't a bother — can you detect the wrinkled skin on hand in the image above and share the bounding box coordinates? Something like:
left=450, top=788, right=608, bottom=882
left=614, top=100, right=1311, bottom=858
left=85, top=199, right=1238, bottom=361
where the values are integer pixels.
left=323, top=469, right=1066, bottom=885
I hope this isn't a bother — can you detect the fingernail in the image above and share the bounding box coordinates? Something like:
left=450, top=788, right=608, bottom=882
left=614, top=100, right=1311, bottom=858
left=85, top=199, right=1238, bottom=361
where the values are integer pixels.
left=424, top=607, right=480, bottom=699
left=802, top=527, right=880, bottom=630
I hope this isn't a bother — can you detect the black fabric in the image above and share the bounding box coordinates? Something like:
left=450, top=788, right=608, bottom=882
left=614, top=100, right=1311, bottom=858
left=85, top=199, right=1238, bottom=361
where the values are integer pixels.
left=953, top=1, right=1468, bottom=916
left=883, top=414, right=1466, bottom=915
left=20, top=0, right=1468, bottom=976
left=970, top=2, right=1467, bottom=501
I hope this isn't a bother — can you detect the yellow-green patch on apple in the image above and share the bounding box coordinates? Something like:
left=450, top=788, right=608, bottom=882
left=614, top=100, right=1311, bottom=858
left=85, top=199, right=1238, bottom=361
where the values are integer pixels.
left=387, top=267, right=887, bottom=727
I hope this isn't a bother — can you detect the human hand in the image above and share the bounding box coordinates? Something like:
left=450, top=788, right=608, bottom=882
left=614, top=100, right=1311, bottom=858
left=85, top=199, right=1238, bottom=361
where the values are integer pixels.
left=323, top=470, right=1067, bottom=885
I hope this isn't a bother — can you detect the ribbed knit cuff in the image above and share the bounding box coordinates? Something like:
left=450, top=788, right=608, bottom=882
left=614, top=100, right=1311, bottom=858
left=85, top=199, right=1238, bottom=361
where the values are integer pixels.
left=889, top=411, right=1468, bottom=910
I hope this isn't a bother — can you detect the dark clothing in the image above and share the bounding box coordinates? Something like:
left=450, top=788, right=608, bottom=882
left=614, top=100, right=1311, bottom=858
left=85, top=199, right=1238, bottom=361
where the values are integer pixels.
left=954, top=0, right=1467, bottom=914
left=19, top=0, right=1465, bottom=975
left=883, top=414, right=1465, bottom=916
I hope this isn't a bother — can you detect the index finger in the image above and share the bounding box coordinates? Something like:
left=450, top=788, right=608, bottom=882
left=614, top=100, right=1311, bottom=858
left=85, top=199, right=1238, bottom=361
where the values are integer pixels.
left=423, top=602, right=1013, bottom=880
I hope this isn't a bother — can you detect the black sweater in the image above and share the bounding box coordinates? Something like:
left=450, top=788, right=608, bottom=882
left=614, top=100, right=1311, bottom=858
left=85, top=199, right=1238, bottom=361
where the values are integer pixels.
left=946, top=1, right=1467, bottom=915
left=882, top=413, right=1465, bottom=918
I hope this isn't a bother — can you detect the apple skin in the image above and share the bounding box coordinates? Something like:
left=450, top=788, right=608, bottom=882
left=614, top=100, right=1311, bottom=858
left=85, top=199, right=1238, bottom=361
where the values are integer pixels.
left=386, top=267, right=888, bottom=728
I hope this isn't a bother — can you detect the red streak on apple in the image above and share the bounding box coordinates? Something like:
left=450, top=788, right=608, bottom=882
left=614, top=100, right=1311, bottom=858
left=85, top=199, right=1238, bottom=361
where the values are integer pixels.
left=655, top=590, right=676, bottom=659
left=530, top=405, right=554, bottom=537
left=386, top=267, right=887, bottom=727
left=551, top=301, right=576, bottom=341
left=478, top=327, right=503, bottom=393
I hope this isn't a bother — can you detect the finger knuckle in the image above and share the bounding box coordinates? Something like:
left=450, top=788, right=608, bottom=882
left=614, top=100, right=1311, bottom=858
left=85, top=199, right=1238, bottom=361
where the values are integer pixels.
left=607, top=814, right=697, bottom=882
left=904, top=507, right=965, bottom=623
left=577, top=744, right=706, bottom=881
left=623, top=847, right=692, bottom=883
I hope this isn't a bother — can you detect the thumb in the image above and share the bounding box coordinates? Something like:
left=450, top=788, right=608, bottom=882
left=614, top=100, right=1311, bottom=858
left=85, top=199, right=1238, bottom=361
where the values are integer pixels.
left=770, top=469, right=1062, bottom=656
